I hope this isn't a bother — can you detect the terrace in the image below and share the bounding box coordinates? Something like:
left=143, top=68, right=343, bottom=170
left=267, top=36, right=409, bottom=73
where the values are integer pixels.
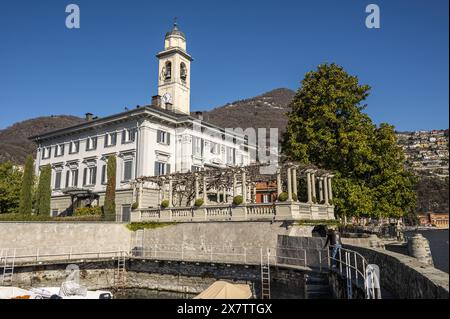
left=131, top=163, right=335, bottom=222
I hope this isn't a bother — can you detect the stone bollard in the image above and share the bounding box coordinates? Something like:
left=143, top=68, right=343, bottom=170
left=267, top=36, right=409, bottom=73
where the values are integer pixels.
left=369, top=234, right=385, bottom=249
left=407, top=233, right=434, bottom=266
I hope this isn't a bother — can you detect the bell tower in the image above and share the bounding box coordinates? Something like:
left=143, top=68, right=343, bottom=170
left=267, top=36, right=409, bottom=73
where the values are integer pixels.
left=156, top=20, right=193, bottom=114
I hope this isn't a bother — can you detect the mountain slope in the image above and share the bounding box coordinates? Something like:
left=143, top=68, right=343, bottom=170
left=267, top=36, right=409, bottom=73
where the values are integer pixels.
left=0, top=115, right=85, bottom=164
left=197, top=88, right=295, bottom=133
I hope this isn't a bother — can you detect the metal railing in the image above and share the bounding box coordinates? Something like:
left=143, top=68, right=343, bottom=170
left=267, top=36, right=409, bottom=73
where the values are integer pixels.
left=328, top=245, right=381, bottom=299
left=1, top=243, right=378, bottom=299
left=0, top=246, right=128, bottom=264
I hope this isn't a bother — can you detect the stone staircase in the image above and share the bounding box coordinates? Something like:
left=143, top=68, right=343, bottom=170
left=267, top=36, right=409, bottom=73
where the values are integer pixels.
left=304, top=272, right=332, bottom=299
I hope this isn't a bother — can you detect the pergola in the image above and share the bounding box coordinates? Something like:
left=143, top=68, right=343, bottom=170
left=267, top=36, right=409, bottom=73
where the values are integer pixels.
left=134, top=162, right=334, bottom=209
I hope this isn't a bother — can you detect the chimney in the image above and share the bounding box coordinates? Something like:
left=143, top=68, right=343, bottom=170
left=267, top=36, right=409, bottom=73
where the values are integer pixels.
left=165, top=102, right=173, bottom=111
left=152, top=95, right=162, bottom=108
left=85, top=113, right=93, bottom=121
left=194, top=111, right=203, bottom=121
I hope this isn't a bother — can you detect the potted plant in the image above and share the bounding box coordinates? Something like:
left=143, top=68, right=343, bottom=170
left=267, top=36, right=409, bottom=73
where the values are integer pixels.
left=194, top=198, right=204, bottom=207
left=161, top=199, right=169, bottom=209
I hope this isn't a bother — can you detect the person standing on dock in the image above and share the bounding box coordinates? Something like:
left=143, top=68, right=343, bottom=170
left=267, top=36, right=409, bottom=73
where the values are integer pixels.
left=323, top=227, right=342, bottom=268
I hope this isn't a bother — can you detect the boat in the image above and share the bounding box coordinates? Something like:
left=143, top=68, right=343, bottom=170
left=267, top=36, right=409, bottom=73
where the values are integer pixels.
left=30, top=286, right=112, bottom=299
left=0, top=286, right=38, bottom=299
left=0, top=286, right=112, bottom=299
left=0, top=265, right=113, bottom=299
left=194, top=280, right=253, bottom=299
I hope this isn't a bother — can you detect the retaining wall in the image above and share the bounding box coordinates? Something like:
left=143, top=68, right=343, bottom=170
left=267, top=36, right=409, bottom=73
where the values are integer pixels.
left=345, top=244, right=449, bottom=299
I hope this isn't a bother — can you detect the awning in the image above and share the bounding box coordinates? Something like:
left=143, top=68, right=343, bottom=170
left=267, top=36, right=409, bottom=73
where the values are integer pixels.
left=193, top=281, right=252, bottom=299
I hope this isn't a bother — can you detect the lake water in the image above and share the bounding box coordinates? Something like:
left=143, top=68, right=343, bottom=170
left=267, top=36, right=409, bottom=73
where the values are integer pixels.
left=405, top=229, right=449, bottom=273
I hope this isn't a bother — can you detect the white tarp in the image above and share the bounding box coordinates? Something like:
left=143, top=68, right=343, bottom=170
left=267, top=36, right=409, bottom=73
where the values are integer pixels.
left=194, top=281, right=252, bottom=299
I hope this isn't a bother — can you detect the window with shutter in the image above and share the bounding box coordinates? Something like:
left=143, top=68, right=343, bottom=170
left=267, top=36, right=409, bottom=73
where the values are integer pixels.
left=83, top=168, right=87, bottom=186
left=55, top=171, right=61, bottom=190
left=72, top=170, right=78, bottom=187
left=166, top=163, right=171, bottom=175
left=65, top=171, right=70, bottom=188
left=92, top=167, right=97, bottom=185
left=101, top=165, right=106, bottom=184
left=124, top=161, right=132, bottom=181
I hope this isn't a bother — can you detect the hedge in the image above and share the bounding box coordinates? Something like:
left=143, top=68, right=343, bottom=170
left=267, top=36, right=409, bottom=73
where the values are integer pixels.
left=74, top=206, right=102, bottom=216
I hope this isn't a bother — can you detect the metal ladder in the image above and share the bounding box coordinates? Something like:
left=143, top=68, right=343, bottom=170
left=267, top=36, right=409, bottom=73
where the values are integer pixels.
left=114, top=251, right=127, bottom=288
left=260, top=248, right=271, bottom=299
left=1, top=248, right=16, bottom=286
left=134, top=229, right=144, bottom=257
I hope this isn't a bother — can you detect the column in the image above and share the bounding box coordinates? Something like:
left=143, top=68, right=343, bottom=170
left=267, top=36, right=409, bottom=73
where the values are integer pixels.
left=327, top=176, right=333, bottom=202
left=306, top=171, right=312, bottom=204
left=241, top=171, right=247, bottom=204
left=253, top=184, right=257, bottom=203
left=138, top=182, right=143, bottom=209
left=323, top=175, right=329, bottom=205
left=276, top=169, right=282, bottom=197
left=194, top=174, right=199, bottom=200
left=216, top=187, right=221, bottom=204
left=292, top=168, right=297, bottom=200
left=168, top=177, right=173, bottom=207
left=318, top=177, right=324, bottom=203
left=233, top=173, right=237, bottom=198
left=203, top=176, right=207, bottom=204
left=287, top=167, right=292, bottom=201
left=311, top=172, right=316, bottom=202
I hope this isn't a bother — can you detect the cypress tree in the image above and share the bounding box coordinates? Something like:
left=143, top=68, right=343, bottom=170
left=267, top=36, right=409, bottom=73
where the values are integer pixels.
left=104, top=155, right=116, bottom=219
left=36, top=164, right=52, bottom=215
left=19, top=155, right=34, bottom=215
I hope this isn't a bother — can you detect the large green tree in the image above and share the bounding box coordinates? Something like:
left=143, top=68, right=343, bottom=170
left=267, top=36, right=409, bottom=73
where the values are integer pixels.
left=0, top=162, right=23, bottom=214
left=282, top=63, right=416, bottom=219
left=36, top=164, right=52, bottom=215
left=104, top=155, right=116, bottom=219
left=18, top=155, right=35, bottom=214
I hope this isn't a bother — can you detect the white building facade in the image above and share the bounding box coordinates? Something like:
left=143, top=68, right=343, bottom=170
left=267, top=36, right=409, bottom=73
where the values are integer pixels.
left=31, top=23, right=256, bottom=220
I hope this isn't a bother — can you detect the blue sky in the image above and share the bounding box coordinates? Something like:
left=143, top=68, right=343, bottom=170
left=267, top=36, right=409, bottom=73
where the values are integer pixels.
left=0, top=0, right=448, bottom=131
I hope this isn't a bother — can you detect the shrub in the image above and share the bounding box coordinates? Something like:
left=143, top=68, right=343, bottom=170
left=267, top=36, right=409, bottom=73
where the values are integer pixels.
left=161, top=200, right=170, bottom=208
left=292, top=193, right=298, bottom=201
left=54, top=215, right=102, bottom=222
left=74, top=206, right=102, bottom=216
left=194, top=198, right=204, bottom=207
left=312, top=196, right=318, bottom=204
left=131, top=202, right=139, bottom=210
left=0, top=213, right=52, bottom=222
left=278, top=192, right=288, bottom=202
left=232, top=195, right=243, bottom=205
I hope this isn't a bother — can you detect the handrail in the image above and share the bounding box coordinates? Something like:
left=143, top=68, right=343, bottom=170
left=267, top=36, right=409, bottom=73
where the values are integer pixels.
left=2, top=242, right=377, bottom=299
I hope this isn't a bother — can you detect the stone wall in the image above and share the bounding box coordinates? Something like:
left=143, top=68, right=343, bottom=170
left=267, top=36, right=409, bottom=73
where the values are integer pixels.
left=0, top=222, right=132, bottom=254
left=345, top=244, right=449, bottom=299
left=133, top=222, right=313, bottom=255
left=10, top=259, right=307, bottom=298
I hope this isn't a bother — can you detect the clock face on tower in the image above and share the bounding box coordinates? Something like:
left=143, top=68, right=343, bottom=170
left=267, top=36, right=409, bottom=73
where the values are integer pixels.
left=162, top=93, right=172, bottom=104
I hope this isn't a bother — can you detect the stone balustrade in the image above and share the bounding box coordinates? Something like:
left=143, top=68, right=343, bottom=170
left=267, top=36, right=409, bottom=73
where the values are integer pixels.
left=131, top=202, right=335, bottom=223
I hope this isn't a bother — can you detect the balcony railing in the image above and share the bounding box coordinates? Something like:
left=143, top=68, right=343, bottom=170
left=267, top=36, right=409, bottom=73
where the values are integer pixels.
left=132, top=201, right=334, bottom=223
